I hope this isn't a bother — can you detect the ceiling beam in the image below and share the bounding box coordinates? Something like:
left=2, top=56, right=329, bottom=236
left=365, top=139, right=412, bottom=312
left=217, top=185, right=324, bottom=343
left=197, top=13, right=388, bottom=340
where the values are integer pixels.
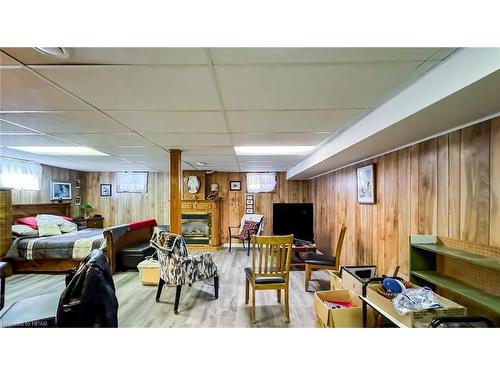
left=287, top=48, right=500, bottom=179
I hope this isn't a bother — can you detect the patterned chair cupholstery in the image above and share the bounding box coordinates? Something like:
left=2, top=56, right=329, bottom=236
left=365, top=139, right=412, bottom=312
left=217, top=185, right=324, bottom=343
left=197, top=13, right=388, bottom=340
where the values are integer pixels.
left=150, top=227, right=219, bottom=314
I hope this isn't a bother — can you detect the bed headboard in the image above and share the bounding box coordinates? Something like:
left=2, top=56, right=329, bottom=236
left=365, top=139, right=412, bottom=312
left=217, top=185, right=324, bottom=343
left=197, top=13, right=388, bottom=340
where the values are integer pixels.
left=12, top=203, right=71, bottom=223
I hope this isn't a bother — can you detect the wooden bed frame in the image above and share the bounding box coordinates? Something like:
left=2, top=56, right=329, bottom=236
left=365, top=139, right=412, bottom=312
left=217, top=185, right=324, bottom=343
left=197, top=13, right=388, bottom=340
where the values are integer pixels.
left=6, top=203, right=109, bottom=274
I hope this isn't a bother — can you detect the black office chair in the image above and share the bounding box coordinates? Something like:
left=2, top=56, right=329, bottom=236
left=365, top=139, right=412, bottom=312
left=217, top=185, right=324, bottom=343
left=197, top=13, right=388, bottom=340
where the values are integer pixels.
left=0, top=250, right=118, bottom=328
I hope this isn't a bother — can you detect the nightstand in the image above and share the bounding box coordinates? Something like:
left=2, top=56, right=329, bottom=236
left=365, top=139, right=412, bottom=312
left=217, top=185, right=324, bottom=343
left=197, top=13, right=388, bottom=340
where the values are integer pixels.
left=73, top=216, right=104, bottom=229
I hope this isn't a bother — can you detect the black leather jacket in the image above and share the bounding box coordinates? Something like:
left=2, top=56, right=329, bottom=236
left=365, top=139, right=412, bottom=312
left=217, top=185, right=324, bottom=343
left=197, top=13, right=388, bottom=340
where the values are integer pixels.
left=57, top=249, right=118, bottom=327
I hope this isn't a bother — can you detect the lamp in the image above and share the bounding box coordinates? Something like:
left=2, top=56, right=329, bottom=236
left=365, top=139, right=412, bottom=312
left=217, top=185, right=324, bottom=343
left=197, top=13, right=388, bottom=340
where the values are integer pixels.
left=81, top=203, right=93, bottom=219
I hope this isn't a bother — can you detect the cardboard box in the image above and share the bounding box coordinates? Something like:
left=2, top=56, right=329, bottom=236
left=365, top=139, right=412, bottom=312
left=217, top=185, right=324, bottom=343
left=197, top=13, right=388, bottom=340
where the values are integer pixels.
left=330, top=271, right=343, bottom=290
left=340, top=266, right=377, bottom=295
left=314, top=290, right=364, bottom=328
left=365, top=284, right=466, bottom=328
left=137, top=258, right=160, bottom=286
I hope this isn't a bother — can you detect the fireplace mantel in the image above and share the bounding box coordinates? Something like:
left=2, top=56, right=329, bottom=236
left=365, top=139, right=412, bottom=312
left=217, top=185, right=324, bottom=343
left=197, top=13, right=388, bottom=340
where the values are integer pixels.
left=181, top=200, right=221, bottom=250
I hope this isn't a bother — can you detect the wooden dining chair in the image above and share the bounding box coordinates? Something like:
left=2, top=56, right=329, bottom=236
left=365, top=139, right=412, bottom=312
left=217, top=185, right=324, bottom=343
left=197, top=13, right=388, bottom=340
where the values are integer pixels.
left=297, top=224, right=346, bottom=291
left=244, top=234, right=293, bottom=324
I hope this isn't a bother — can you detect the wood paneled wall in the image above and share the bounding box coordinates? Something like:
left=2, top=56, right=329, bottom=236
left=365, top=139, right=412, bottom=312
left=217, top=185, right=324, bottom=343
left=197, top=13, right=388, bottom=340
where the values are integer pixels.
left=11, top=164, right=86, bottom=218
left=206, top=172, right=310, bottom=243
left=84, top=172, right=169, bottom=227
left=310, top=116, right=500, bottom=279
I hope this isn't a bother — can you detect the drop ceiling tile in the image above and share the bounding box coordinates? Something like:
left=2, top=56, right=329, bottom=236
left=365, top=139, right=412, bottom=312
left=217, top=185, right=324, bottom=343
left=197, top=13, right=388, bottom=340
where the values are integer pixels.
left=107, top=110, right=227, bottom=133
left=237, top=155, right=303, bottom=162
left=232, top=132, right=330, bottom=146
left=0, top=67, right=90, bottom=111
left=210, top=48, right=450, bottom=64
left=0, top=119, right=37, bottom=133
left=227, top=109, right=362, bottom=133
left=33, top=66, right=221, bottom=110
left=52, top=132, right=154, bottom=147
left=216, top=62, right=423, bottom=110
left=142, top=133, right=232, bottom=147
left=183, top=154, right=237, bottom=163
left=3, top=48, right=208, bottom=65
left=0, top=51, right=20, bottom=66
left=0, top=111, right=130, bottom=134
left=0, top=134, right=77, bottom=147
left=182, top=147, right=236, bottom=156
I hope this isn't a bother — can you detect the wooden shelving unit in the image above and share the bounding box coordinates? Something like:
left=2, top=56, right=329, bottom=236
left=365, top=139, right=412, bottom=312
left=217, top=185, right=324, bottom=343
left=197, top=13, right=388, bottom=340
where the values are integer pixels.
left=409, top=235, right=500, bottom=317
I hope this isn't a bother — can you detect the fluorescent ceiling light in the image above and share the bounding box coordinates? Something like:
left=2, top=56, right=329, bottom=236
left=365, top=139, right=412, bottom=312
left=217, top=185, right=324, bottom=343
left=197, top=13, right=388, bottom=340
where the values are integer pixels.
left=235, top=146, right=315, bottom=155
left=8, top=146, right=109, bottom=156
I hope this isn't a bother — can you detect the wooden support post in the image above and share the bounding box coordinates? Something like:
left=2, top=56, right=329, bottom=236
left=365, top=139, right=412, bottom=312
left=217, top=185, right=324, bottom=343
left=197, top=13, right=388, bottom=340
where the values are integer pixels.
left=169, top=149, right=182, bottom=234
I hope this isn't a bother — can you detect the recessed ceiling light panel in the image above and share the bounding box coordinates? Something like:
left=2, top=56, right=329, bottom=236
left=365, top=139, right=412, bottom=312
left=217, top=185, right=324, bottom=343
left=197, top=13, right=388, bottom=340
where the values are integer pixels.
left=7, top=146, right=109, bottom=156
left=234, top=146, right=315, bottom=155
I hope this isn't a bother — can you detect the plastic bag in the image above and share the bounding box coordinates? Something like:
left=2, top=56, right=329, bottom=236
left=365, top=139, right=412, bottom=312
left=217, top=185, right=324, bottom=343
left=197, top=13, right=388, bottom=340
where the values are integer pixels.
left=392, top=287, right=441, bottom=315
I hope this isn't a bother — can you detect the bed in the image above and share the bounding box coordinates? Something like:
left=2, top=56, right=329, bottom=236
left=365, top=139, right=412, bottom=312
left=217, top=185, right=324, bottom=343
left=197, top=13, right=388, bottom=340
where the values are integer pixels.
left=4, top=203, right=108, bottom=273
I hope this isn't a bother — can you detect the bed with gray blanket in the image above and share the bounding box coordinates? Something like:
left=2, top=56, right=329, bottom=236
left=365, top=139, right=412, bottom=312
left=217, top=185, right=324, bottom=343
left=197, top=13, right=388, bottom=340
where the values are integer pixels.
left=7, top=229, right=105, bottom=261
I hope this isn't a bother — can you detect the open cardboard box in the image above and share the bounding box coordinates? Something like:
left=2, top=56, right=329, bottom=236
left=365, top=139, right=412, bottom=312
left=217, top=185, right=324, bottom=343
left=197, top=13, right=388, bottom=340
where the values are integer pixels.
left=365, top=284, right=466, bottom=327
left=330, top=271, right=343, bottom=290
left=314, top=289, right=364, bottom=328
left=137, top=258, right=160, bottom=286
left=340, top=266, right=377, bottom=295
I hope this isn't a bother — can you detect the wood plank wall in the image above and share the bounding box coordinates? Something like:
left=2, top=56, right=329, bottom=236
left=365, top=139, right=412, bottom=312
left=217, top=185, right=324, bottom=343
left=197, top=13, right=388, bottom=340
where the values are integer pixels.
left=83, top=172, right=169, bottom=227
left=11, top=164, right=86, bottom=218
left=206, top=172, right=310, bottom=243
left=310, top=116, right=500, bottom=280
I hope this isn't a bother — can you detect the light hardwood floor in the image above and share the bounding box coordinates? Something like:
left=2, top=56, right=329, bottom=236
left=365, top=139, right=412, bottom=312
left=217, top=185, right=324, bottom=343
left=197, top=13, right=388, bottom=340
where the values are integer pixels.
left=3, top=248, right=330, bottom=327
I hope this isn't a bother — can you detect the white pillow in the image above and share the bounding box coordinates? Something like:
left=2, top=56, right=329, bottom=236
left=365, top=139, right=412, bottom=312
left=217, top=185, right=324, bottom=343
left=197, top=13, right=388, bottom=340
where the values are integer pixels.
left=60, top=219, right=78, bottom=233
left=12, top=224, right=39, bottom=237
left=36, top=219, right=62, bottom=236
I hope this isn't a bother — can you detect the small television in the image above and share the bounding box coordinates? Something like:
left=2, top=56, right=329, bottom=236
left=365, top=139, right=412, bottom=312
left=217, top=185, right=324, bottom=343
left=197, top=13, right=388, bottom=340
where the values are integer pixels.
left=273, top=203, right=314, bottom=242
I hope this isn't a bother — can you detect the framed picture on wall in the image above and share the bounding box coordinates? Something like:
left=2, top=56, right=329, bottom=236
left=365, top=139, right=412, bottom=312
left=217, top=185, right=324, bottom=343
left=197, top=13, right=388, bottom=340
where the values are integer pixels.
left=75, top=178, right=80, bottom=189
left=51, top=181, right=72, bottom=200
left=230, top=181, right=241, bottom=191
left=246, top=208, right=253, bottom=214
left=356, top=164, right=376, bottom=204
left=100, top=184, right=112, bottom=197
left=74, top=196, right=81, bottom=206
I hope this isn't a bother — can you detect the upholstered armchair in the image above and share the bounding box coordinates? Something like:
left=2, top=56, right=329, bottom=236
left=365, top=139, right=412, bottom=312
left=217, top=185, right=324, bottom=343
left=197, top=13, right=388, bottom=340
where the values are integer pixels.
left=228, top=214, right=264, bottom=255
left=151, top=227, right=219, bottom=314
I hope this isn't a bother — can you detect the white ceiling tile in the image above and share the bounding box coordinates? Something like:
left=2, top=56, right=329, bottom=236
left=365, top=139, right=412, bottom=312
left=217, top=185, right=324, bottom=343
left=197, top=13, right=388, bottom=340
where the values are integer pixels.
left=3, top=48, right=208, bottom=65
left=142, top=133, right=232, bottom=147
left=33, top=66, right=221, bottom=110
left=183, top=154, right=237, bottom=163
left=226, top=109, right=362, bottom=133
left=0, top=67, right=90, bottom=111
left=0, top=51, right=20, bottom=66
left=182, top=147, right=236, bottom=156
left=216, top=62, right=423, bottom=110
left=0, top=119, right=37, bottom=133
left=107, top=110, right=227, bottom=133
left=237, top=155, right=302, bottom=162
left=52, top=132, right=155, bottom=147
left=232, top=132, right=330, bottom=146
left=210, top=48, right=452, bottom=64
left=0, top=111, right=130, bottom=134
left=0, top=134, right=77, bottom=147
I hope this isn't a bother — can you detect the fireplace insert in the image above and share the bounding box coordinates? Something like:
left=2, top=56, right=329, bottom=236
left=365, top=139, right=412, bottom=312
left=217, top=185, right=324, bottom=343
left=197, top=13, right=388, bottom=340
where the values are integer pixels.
left=181, top=213, right=211, bottom=245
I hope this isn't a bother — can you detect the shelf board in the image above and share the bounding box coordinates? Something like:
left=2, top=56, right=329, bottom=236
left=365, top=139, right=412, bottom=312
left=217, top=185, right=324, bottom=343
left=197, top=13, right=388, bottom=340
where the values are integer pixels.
left=411, top=270, right=500, bottom=315
left=411, top=243, right=500, bottom=272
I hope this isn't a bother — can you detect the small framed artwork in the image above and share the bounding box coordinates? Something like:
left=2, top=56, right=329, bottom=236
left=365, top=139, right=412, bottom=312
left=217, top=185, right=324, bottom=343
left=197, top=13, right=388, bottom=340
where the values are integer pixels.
left=246, top=208, right=254, bottom=214
left=246, top=204, right=253, bottom=209
left=100, top=184, right=112, bottom=197
left=230, top=181, right=241, bottom=191
left=246, top=194, right=253, bottom=201
left=74, top=196, right=81, bottom=206
left=75, top=178, right=80, bottom=189
left=356, top=164, right=376, bottom=204
left=246, top=199, right=253, bottom=205
left=51, top=181, right=72, bottom=200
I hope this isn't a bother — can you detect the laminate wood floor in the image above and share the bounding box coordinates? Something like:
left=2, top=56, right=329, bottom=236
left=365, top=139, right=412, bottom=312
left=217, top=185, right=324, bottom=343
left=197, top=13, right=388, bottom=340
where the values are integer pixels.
left=3, top=248, right=331, bottom=327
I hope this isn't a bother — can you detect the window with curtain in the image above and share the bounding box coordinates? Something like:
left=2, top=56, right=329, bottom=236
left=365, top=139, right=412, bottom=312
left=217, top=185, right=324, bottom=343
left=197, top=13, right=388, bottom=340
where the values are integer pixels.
left=0, top=157, right=42, bottom=191
left=116, top=172, right=148, bottom=193
left=246, top=173, right=277, bottom=193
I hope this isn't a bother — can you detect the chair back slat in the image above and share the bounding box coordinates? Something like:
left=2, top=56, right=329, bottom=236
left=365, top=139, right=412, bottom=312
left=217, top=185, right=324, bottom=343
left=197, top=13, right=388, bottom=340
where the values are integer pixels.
left=334, top=224, right=347, bottom=265
left=251, top=235, right=293, bottom=279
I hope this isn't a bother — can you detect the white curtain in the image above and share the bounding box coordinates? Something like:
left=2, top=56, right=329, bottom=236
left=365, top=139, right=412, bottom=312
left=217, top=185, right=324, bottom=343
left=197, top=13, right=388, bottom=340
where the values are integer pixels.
left=116, top=172, right=148, bottom=193
left=246, top=173, right=277, bottom=193
left=0, top=157, right=42, bottom=190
